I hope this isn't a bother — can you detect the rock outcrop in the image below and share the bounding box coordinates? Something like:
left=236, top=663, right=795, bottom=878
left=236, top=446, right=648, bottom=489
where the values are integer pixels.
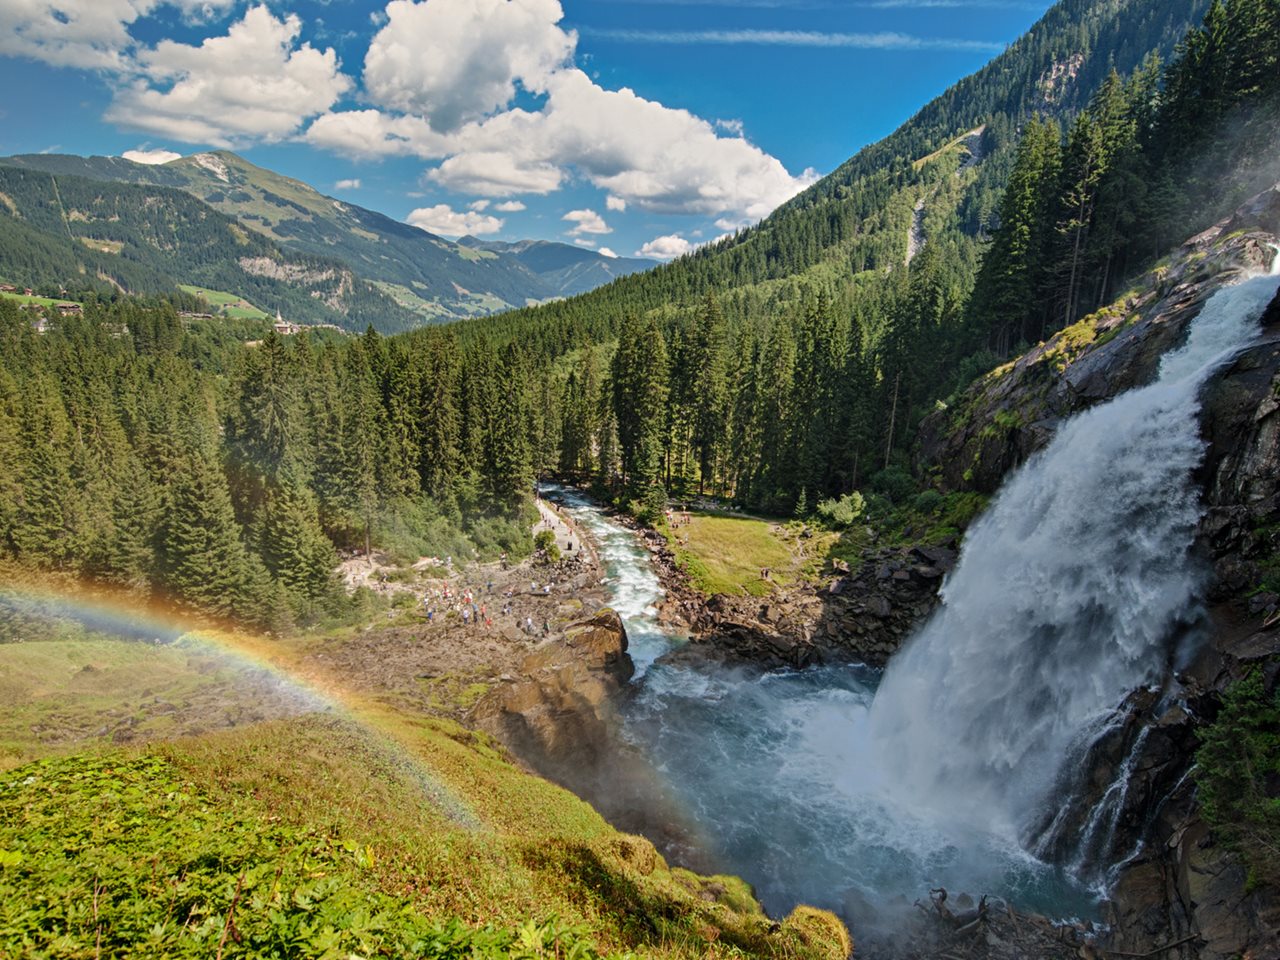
left=472, top=608, right=704, bottom=855
left=472, top=608, right=633, bottom=767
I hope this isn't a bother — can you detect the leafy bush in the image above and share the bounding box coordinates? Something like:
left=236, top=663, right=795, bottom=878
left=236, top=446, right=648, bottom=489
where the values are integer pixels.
left=911, top=490, right=944, bottom=515
left=870, top=467, right=917, bottom=505
left=815, top=493, right=866, bottom=528
left=631, top=484, right=667, bottom=526
left=0, top=754, right=611, bottom=959
left=1195, top=670, right=1280, bottom=887
left=533, top=530, right=561, bottom=563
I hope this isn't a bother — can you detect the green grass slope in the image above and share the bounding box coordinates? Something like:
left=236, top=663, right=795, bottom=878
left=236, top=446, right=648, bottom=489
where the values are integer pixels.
left=0, top=623, right=852, bottom=960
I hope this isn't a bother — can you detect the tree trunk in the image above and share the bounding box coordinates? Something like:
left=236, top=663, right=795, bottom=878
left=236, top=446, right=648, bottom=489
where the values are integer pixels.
left=884, top=371, right=901, bottom=470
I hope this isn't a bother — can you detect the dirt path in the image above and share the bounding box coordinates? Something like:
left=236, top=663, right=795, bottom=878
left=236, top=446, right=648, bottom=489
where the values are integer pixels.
left=536, top=496, right=595, bottom=566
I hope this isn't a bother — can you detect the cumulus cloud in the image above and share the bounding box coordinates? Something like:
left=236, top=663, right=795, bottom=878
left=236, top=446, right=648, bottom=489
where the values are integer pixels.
left=334, top=178, right=362, bottom=190
left=307, top=1, right=816, bottom=217
left=429, top=149, right=564, bottom=196
left=105, top=6, right=351, bottom=147
left=572, top=237, right=597, bottom=248
left=636, top=234, right=692, bottom=260
left=407, top=202, right=503, bottom=237
left=364, top=0, right=574, bottom=132
left=122, top=147, right=182, bottom=164
left=494, top=200, right=526, bottom=212
left=0, top=0, right=236, bottom=70
left=562, top=208, right=610, bottom=236
left=598, top=247, right=618, bottom=259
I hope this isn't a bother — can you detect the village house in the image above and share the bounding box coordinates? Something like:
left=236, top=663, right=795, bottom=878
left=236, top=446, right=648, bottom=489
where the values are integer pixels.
left=273, top=309, right=302, bottom=336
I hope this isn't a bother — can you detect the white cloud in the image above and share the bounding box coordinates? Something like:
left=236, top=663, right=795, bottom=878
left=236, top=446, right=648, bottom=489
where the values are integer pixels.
left=637, top=234, right=691, bottom=260
left=429, top=149, right=564, bottom=197
left=715, top=118, right=745, bottom=136
left=598, top=247, right=618, bottom=259
left=0, top=0, right=236, bottom=70
left=305, top=108, right=449, bottom=159
left=364, top=0, right=575, bottom=132
left=334, top=178, right=362, bottom=190
left=468, top=199, right=491, bottom=211
left=105, top=6, right=351, bottom=147
left=562, top=208, right=610, bottom=236
left=715, top=216, right=754, bottom=232
left=306, top=3, right=816, bottom=218
left=406, top=203, right=503, bottom=237
left=580, top=27, right=1003, bottom=53
left=494, top=200, right=526, bottom=212
left=122, top=147, right=182, bottom=164
left=572, top=237, right=597, bottom=248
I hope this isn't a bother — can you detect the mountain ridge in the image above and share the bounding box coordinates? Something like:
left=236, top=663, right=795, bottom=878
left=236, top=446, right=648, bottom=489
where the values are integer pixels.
left=0, top=150, right=657, bottom=325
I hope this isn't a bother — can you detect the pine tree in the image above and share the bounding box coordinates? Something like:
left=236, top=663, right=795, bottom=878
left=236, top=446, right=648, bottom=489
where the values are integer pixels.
left=259, top=465, right=338, bottom=603
left=162, top=441, right=252, bottom=618
left=690, top=293, right=730, bottom=494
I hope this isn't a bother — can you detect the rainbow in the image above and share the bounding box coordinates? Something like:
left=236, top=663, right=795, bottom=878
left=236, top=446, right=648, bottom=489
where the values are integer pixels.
left=0, top=578, right=479, bottom=827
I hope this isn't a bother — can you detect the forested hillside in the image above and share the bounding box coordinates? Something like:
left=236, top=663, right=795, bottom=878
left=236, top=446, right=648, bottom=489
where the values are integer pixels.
left=1, top=0, right=1275, bottom=632
left=0, top=295, right=541, bottom=629
left=0, top=164, right=420, bottom=331
left=418, top=0, right=1279, bottom=518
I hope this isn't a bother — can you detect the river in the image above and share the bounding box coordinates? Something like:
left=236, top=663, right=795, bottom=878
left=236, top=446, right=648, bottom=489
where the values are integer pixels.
left=544, top=485, right=1097, bottom=930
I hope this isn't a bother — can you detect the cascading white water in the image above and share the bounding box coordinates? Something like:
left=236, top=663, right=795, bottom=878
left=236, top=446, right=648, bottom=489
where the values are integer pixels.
left=867, top=260, right=1280, bottom=848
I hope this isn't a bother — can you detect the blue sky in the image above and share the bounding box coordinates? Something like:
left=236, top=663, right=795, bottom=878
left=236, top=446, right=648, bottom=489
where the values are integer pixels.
left=0, top=0, right=1053, bottom=259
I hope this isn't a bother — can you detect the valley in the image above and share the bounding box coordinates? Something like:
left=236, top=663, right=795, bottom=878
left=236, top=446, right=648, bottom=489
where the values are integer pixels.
left=3, top=0, right=1280, bottom=957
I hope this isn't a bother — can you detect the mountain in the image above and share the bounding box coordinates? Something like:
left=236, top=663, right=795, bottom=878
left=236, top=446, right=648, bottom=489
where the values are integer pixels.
left=460, top=0, right=1211, bottom=336
left=1, top=150, right=563, bottom=324
left=0, top=163, right=423, bottom=331
left=458, top=236, right=656, bottom=298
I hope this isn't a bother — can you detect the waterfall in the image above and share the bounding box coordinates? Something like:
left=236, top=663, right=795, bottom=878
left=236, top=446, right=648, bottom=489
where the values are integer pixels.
left=867, top=260, right=1280, bottom=857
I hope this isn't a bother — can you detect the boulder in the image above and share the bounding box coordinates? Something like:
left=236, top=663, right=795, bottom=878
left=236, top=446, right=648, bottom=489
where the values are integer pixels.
left=472, top=608, right=632, bottom=767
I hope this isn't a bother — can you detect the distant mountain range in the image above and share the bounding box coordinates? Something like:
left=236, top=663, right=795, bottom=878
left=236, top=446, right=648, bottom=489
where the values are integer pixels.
left=0, top=151, right=657, bottom=332
left=457, top=236, right=655, bottom=298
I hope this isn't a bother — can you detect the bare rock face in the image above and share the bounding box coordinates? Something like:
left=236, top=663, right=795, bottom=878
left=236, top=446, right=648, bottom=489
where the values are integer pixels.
left=472, top=608, right=705, bottom=857
left=472, top=608, right=633, bottom=767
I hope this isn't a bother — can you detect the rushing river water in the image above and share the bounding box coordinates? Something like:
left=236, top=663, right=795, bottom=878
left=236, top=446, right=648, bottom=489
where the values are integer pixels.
left=545, top=485, right=1097, bottom=927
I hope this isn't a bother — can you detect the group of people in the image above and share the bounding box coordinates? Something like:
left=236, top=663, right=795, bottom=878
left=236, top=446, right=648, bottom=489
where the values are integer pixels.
left=416, top=568, right=567, bottom=637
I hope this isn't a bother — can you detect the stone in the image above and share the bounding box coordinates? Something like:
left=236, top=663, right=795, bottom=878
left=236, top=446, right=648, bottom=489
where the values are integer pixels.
left=867, top=596, right=892, bottom=619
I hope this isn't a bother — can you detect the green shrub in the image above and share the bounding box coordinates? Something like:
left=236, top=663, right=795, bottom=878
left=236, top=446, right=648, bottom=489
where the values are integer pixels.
left=1195, top=670, right=1280, bottom=887
left=870, top=467, right=917, bottom=505
left=533, top=530, right=561, bottom=563
left=815, top=493, right=866, bottom=528
left=911, top=490, right=944, bottom=515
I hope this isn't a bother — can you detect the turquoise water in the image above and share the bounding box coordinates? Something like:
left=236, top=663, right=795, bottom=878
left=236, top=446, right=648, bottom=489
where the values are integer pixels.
left=543, top=486, right=1098, bottom=928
